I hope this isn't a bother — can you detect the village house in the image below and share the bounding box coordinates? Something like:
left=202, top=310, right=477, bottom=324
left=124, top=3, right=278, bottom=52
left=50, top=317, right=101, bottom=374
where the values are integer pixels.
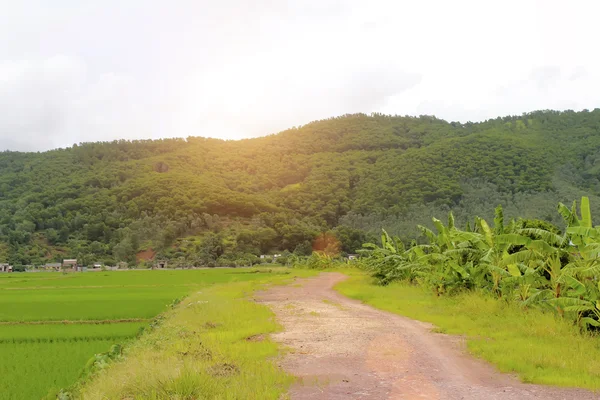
left=75, top=266, right=88, bottom=272
left=154, top=260, right=167, bottom=269
left=347, top=254, right=359, bottom=261
left=0, top=263, right=13, bottom=273
left=62, top=259, right=78, bottom=271
left=44, top=263, right=61, bottom=271
left=260, top=254, right=282, bottom=262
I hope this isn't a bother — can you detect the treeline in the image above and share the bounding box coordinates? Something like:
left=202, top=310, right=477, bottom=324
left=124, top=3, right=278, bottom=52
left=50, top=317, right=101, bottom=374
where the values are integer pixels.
left=359, top=197, right=600, bottom=329
left=2, top=109, right=600, bottom=265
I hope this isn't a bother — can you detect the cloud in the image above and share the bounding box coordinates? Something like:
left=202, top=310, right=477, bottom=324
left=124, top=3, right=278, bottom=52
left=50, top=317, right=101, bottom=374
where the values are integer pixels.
left=407, top=66, right=600, bottom=123
left=569, top=66, right=587, bottom=81
left=0, top=56, right=85, bottom=151
left=343, top=67, right=422, bottom=111
left=489, top=66, right=599, bottom=115
left=172, top=53, right=421, bottom=140
left=0, top=1, right=600, bottom=150
left=0, top=56, right=153, bottom=151
left=529, top=66, right=562, bottom=90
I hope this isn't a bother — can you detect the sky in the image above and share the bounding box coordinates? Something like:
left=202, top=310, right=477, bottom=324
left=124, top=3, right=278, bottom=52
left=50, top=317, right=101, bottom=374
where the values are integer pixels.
left=0, top=0, right=599, bottom=151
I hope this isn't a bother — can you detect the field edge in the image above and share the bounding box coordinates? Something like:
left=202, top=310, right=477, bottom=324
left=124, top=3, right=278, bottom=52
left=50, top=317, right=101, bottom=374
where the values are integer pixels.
left=70, top=269, right=315, bottom=399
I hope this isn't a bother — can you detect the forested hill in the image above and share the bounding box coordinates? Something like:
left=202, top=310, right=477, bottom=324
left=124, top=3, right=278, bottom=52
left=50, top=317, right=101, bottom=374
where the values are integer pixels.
left=3, top=109, right=600, bottom=266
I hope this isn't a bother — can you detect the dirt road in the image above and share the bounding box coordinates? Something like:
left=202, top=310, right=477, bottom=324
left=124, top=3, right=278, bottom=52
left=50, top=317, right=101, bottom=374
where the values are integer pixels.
left=256, top=273, right=598, bottom=400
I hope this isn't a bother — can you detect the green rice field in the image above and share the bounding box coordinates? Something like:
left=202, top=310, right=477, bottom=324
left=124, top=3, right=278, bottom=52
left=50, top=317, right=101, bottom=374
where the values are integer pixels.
left=0, top=269, right=289, bottom=400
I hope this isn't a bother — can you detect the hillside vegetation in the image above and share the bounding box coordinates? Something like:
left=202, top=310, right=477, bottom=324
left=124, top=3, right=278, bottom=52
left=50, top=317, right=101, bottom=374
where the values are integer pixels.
left=2, top=109, right=600, bottom=265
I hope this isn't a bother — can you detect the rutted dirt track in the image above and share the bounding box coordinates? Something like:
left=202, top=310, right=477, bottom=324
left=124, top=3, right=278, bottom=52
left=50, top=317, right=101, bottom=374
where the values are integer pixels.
left=256, top=273, right=599, bottom=400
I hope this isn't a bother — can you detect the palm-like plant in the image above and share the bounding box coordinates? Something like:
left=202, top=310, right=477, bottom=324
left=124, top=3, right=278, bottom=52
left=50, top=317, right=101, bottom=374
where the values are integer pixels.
left=358, top=196, right=600, bottom=329
left=360, top=229, right=416, bottom=284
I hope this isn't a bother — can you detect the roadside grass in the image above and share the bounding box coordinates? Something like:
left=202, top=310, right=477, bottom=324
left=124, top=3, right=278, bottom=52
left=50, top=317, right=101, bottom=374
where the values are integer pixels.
left=78, top=270, right=316, bottom=399
left=335, top=270, right=600, bottom=390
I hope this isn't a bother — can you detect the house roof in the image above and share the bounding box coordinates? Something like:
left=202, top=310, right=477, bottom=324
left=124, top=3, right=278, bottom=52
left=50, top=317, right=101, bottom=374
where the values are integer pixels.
left=45, top=263, right=61, bottom=267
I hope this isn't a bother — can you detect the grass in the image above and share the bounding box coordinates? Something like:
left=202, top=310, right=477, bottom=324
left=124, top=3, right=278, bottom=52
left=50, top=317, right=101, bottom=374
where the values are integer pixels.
left=0, top=322, right=146, bottom=341
left=0, top=287, right=186, bottom=322
left=78, top=270, right=317, bottom=399
left=335, top=270, right=600, bottom=390
left=0, top=269, right=297, bottom=322
left=0, top=269, right=286, bottom=289
left=0, top=339, right=118, bottom=400
left=0, top=267, right=312, bottom=400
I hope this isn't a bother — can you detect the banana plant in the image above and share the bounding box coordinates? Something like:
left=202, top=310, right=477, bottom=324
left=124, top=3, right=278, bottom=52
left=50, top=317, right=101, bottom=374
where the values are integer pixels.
left=357, top=196, right=600, bottom=330
left=451, top=206, right=527, bottom=296
left=548, top=276, right=600, bottom=329
left=414, top=212, right=487, bottom=294
left=360, top=229, right=414, bottom=284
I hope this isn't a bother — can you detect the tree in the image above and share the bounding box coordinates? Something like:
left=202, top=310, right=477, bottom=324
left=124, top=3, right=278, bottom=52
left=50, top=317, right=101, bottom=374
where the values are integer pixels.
left=333, top=226, right=368, bottom=254
left=196, top=233, right=224, bottom=267
left=113, top=237, right=135, bottom=263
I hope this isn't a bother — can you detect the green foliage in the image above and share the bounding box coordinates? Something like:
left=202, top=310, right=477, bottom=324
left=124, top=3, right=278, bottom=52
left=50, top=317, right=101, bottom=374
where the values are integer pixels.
left=293, top=252, right=344, bottom=269
left=332, top=225, right=371, bottom=254
left=359, top=197, right=600, bottom=330
left=4, top=110, right=600, bottom=265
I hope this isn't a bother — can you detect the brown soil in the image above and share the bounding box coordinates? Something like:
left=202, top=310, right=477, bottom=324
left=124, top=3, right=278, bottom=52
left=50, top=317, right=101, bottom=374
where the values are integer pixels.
left=256, top=272, right=599, bottom=400
left=246, top=334, right=266, bottom=342
left=136, top=248, right=156, bottom=262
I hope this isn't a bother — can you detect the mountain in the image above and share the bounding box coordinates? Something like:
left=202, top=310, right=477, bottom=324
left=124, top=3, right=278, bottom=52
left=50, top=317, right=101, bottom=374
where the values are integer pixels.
left=2, top=109, right=600, bottom=266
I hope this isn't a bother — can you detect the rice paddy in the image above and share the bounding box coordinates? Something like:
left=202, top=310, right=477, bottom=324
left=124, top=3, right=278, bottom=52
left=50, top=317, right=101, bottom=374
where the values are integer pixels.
left=0, top=268, right=295, bottom=400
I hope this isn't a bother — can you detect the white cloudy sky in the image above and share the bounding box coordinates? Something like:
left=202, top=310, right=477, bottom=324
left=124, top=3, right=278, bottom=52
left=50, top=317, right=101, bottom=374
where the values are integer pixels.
left=0, top=0, right=599, bottom=151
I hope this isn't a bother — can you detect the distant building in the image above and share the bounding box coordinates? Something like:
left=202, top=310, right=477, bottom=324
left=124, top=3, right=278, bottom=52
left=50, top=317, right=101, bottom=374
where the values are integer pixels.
left=0, top=263, right=13, bottom=272
left=154, top=260, right=167, bottom=269
left=44, top=263, right=61, bottom=271
left=347, top=254, right=359, bottom=261
left=62, top=259, right=78, bottom=271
